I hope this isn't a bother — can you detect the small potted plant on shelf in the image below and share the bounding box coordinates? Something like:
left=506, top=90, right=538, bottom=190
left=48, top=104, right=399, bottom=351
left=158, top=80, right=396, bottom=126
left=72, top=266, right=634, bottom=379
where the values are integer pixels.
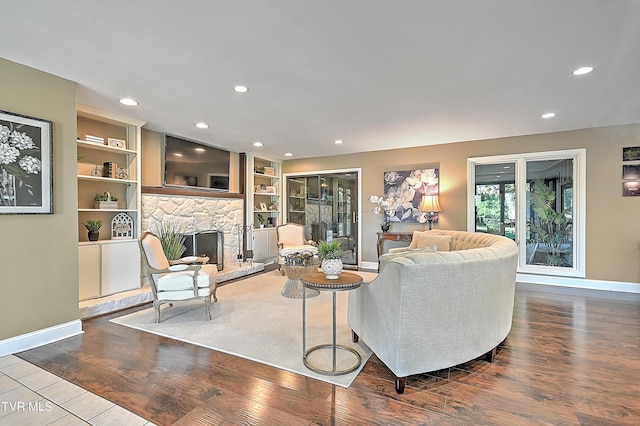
left=83, top=220, right=102, bottom=241
left=317, top=240, right=344, bottom=279
left=257, top=213, right=266, bottom=228
left=94, top=192, right=118, bottom=209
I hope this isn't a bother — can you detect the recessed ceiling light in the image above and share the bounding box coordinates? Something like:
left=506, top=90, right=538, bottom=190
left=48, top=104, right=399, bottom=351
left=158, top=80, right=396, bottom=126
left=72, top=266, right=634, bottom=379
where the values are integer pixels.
left=119, top=98, right=138, bottom=106
left=334, top=140, right=343, bottom=144
left=253, top=141, right=263, bottom=147
left=195, top=122, right=209, bottom=129
left=194, top=148, right=205, bottom=152
left=542, top=112, right=556, bottom=119
left=573, top=66, right=594, bottom=76
left=174, top=153, right=183, bottom=157
left=234, top=85, right=249, bottom=93
left=284, top=152, right=293, bottom=157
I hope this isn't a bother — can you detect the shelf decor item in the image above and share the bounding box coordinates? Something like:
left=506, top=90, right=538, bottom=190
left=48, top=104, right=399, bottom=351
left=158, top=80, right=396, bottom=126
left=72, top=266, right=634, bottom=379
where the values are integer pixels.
left=111, top=212, right=134, bottom=239
left=107, top=138, right=126, bottom=149
left=317, top=240, right=344, bottom=279
left=83, top=219, right=102, bottom=241
left=0, top=109, right=53, bottom=214
left=103, top=161, right=118, bottom=178
left=94, top=192, right=118, bottom=209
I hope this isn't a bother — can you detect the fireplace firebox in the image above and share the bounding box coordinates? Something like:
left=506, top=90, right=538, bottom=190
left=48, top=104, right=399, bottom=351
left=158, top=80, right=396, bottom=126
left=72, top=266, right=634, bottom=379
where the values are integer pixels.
left=183, top=231, right=224, bottom=271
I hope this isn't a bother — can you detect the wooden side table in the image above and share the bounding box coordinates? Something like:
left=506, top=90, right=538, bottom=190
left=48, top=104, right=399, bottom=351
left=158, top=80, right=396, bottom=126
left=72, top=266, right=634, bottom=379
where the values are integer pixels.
left=301, top=271, right=363, bottom=376
left=376, top=232, right=413, bottom=258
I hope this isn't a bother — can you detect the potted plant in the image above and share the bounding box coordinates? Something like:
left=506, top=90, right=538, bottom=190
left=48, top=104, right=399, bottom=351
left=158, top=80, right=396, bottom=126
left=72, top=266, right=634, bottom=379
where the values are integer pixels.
left=83, top=220, right=102, bottom=241
left=257, top=213, right=266, bottom=228
left=157, top=222, right=186, bottom=260
left=94, top=192, right=118, bottom=209
left=317, top=240, right=344, bottom=279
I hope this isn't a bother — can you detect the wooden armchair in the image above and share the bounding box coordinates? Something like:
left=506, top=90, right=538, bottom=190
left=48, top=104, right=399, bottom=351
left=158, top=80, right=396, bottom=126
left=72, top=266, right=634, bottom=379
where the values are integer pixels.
left=139, top=231, right=218, bottom=322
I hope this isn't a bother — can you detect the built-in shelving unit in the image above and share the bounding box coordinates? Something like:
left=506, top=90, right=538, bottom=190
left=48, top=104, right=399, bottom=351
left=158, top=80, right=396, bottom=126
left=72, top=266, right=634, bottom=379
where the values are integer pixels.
left=76, top=104, right=146, bottom=300
left=243, top=153, right=281, bottom=263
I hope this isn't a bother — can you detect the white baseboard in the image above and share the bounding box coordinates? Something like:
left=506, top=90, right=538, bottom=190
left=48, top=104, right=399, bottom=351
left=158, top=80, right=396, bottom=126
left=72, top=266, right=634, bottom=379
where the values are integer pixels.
left=0, top=320, right=83, bottom=357
left=360, top=261, right=640, bottom=293
left=361, top=261, right=379, bottom=271
left=517, top=273, right=639, bottom=293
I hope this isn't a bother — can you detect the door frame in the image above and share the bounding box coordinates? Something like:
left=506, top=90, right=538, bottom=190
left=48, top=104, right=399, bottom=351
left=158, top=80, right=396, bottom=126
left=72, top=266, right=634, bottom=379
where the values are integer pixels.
left=283, top=168, right=362, bottom=268
left=467, top=149, right=586, bottom=278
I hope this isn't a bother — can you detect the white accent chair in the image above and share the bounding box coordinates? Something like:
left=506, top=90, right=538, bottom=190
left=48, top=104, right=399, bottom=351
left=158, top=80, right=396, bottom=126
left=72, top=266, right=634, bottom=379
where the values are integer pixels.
left=139, top=232, right=218, bottom=322
left=276, top=223, right=318, bottom=274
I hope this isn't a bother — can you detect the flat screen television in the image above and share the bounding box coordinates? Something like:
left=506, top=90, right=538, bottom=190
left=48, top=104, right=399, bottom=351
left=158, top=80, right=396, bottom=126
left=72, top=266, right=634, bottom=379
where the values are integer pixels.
left=163, top=134, right=230, bottom=191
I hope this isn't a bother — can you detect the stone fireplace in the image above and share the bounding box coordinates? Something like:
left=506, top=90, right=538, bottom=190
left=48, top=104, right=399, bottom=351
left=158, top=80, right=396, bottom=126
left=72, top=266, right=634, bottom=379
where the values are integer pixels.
left=141, top=193, right=244, bottom=267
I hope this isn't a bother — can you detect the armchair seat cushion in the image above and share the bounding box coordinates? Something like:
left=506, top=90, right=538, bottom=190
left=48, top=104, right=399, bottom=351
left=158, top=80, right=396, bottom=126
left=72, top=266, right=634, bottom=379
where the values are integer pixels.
left=157, top=286, right=214, bottom=301
left=156, top=264, right=218, bottom=292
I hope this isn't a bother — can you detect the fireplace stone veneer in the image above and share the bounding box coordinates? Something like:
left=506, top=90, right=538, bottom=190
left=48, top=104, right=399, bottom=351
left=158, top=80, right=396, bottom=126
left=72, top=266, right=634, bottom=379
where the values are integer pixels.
left=142, top=194, right=243, bottom=268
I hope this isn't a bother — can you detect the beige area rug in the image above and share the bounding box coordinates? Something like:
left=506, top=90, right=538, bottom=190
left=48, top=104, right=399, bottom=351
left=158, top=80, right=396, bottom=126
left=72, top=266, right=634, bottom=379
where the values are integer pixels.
left=111, top=269, right=378, bottom=387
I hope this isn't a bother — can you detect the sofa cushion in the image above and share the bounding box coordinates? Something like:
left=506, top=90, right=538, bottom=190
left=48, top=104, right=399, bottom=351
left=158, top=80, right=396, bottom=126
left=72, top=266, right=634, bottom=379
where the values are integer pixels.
left=417, top=233, right=452, bottom=251
left=379, top=245, right=437, bottom=270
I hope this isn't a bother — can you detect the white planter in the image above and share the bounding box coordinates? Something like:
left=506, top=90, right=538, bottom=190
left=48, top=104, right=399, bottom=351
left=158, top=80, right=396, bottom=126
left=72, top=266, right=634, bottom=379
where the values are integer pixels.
left=95, top=201, right=118, bottom=209
left=321, top=258, right=343, bottom=280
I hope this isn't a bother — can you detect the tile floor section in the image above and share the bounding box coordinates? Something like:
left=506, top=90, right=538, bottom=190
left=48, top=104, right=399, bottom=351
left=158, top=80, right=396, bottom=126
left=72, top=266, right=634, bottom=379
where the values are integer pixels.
left=0, top=355, right=153, bottom=425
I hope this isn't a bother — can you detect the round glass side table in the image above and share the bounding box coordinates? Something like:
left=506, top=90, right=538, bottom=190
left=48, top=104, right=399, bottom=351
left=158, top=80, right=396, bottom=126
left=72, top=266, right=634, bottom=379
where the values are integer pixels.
left=280, top=262, right=320, bottom=298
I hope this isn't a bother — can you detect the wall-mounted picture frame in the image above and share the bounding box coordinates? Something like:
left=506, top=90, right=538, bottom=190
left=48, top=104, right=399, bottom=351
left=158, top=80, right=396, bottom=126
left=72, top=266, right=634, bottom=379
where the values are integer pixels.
left=623, top=164, right=640, bottom=180
left=0, top=110, right=53, bottom=214
left=623, top=146, right=640, bottom=162
left=623, top=181, right=640, bottom=196
left=383, top=168, right=439, bottom=224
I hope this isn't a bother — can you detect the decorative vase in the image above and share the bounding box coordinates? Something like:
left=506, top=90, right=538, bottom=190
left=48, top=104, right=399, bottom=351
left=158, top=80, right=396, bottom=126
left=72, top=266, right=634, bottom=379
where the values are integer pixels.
left=381, top=222, right=390, bottom=232
left=321, top=258, right=343, bottom=280
left=88, top=231, right=99, bottom=241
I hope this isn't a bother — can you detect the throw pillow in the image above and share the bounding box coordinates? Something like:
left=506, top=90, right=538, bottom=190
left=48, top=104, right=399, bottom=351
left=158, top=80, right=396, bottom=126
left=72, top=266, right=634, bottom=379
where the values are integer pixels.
left=407, top=230, right=424, bottom=250
left=417, top=233, right=452, bottom=251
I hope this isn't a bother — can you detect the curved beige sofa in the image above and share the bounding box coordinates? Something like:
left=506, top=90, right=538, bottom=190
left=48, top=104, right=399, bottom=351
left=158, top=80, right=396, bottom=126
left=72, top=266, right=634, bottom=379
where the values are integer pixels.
left=348, top=230, right=518, bottom=393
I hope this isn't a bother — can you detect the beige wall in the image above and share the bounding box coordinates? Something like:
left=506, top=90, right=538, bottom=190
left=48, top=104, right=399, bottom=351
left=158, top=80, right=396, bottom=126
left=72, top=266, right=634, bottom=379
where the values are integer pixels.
left=283, top=125, right=640, bottom=284
left=0, top=58, right=79, bottom=340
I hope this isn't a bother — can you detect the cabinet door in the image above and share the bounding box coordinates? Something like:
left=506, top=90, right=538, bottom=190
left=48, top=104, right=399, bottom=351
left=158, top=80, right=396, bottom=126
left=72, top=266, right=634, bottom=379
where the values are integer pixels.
left=252, top=229, right=270, bottom=262
left=79, top=245, right=101, bottom=300
left=101, top=242, right=141, bottom=295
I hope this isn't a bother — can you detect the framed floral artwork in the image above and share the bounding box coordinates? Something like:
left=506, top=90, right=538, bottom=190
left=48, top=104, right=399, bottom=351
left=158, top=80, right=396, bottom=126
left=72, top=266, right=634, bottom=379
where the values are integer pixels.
left=0, top=110, right=53, bottom=214
left=383, top=169, right=439, bottom=223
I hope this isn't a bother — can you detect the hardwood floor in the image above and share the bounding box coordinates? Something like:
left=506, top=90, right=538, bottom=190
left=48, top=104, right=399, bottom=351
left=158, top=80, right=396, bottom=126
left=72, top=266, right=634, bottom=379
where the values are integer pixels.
left=17, top=279, right=640, bottom=425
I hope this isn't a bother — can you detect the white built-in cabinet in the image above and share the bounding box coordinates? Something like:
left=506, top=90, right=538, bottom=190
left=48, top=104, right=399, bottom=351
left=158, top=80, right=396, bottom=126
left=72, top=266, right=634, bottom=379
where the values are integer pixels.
left=76, top=104, right=145, bottom=300
left=244, top=153, right=281, bottom=263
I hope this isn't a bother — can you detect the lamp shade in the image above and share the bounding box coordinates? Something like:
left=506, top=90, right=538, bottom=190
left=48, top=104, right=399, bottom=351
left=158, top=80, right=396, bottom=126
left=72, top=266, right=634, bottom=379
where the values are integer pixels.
left=418, top=195, right=441, bottom=213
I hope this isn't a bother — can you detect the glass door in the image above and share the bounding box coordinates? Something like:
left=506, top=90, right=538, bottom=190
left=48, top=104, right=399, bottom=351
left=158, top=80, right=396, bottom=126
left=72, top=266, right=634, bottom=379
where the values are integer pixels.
left=473, top=162, right=516, bottom=239
left=285, top=171, right=359, bottom=267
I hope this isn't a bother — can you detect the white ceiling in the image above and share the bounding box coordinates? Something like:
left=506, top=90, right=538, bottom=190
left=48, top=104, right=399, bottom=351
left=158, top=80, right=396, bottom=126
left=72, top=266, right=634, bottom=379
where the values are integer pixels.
left=1, top=0, right=639, bottom=160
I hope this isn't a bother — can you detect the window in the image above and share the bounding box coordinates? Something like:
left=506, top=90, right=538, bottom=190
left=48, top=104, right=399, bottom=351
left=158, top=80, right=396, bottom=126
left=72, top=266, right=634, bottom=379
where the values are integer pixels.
left=468, top=149, right=586, bottom=278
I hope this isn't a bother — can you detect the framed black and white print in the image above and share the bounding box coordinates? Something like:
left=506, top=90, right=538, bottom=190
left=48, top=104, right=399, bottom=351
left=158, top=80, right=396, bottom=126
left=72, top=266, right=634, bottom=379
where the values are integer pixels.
left=623, top=164, right=640, bottom=180
left=0, top=110, right=53, bottom=214
left=623, top=146, right=640, bottom=162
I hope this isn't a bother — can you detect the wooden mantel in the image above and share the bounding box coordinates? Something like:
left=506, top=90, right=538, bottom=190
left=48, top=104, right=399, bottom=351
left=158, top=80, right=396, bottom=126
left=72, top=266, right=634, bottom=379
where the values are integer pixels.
left=142, top=186, right=244, bottom=199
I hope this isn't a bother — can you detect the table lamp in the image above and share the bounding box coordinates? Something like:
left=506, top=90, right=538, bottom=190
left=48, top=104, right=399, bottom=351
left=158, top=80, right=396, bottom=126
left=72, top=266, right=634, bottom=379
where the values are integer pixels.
left=418, top=195, right=442, bottom=230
